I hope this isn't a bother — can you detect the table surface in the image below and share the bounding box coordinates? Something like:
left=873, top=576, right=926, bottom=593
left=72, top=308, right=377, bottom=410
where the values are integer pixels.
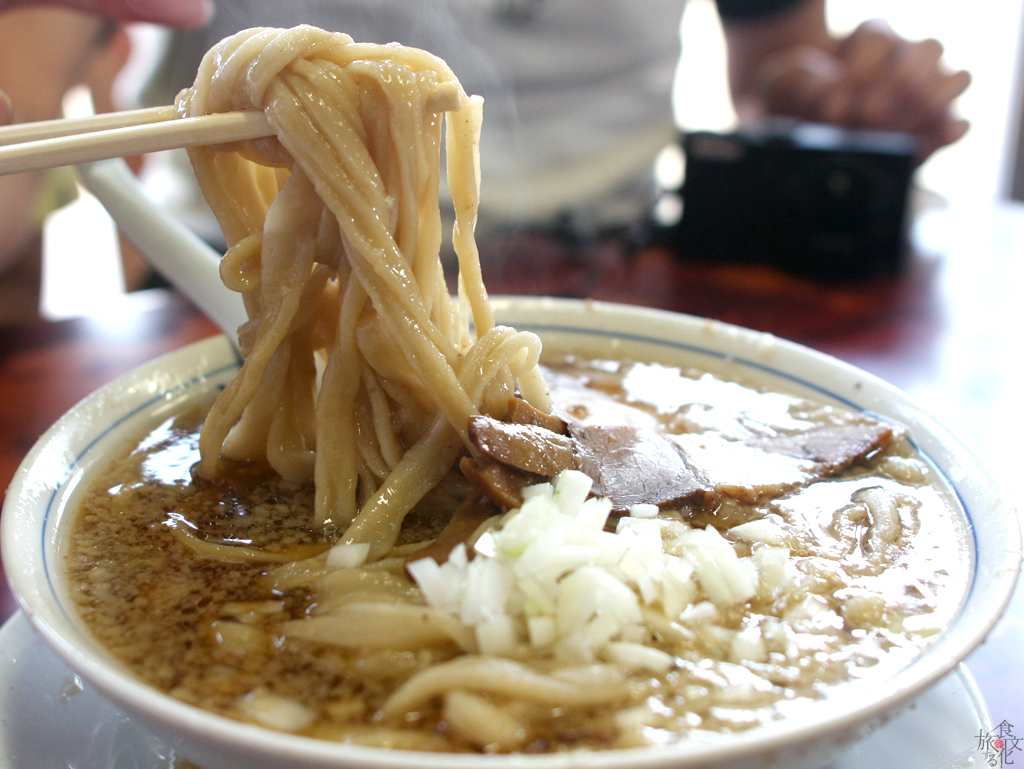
left=1, top=201, right=1021, bottom=757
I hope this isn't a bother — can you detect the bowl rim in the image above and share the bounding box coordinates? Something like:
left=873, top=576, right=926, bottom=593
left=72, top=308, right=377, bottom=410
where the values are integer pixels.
left=2, top=296, right=1020, bottom=768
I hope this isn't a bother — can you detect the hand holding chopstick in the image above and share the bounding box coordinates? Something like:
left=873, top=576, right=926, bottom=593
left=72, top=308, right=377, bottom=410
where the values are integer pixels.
left=0, top=106, right=274, bottom=176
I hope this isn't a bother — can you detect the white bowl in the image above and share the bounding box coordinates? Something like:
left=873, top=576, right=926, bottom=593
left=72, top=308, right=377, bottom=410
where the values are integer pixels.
left=3, top=297, right=1020, bottom=769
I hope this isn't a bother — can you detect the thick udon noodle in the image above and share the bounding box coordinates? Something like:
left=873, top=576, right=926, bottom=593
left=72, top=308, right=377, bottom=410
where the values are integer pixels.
left=178, top=26, right=548, bottom=558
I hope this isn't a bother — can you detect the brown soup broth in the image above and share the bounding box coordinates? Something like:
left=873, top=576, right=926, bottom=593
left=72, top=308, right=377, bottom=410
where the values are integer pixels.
left=65, top=358, right=969, bottom=752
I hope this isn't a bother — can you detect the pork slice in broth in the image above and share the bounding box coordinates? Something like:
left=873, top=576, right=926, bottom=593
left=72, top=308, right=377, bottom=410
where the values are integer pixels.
left=466, top=398, right=892, bottom=513
left=669, top=421, right=892, bottom=505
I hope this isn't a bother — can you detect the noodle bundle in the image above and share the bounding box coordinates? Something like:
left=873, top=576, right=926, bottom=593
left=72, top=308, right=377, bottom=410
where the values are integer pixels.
left=178, top=26, right=548, bottom=558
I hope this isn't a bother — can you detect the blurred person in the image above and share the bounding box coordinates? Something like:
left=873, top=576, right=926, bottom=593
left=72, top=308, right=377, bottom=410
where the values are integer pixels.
left=0, top=0, right=211, bottom=322
left=0, top=0, right=969, bottom=309
left=0, top=0, right=212, bottom=124
left=139, top=0, right=969, bottom=247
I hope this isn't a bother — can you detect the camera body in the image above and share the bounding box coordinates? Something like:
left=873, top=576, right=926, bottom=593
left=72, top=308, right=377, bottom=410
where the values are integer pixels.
left=672, top=120, right=919, bottom=281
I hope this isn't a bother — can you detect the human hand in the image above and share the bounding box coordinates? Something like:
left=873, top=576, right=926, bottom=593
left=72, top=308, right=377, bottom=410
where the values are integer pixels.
left=754, top=20, right=971, bottom=160
left=0, top=0, right=212, bottom=126
left=0, top=0, right=213, bottom=28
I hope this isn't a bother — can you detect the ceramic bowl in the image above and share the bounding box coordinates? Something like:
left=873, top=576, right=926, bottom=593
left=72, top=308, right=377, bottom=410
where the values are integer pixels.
left=2, top=297, right=1020, bottom=769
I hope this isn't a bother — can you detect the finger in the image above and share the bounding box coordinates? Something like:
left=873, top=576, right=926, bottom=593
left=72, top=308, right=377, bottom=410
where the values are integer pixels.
left=881, top=40, right=963, bottom=132
left=941, top=117, right=970, bottom=147
left=883, top=68, right=971, bottom=135
left=921, top=68, right=972, bottom=114
left=849, top=71, right=921, bottom=130
left=892, top=37, right=944, bottom=91
left=852, top=84, right=896, bottom=129
left=838, top=19, right=900, bottom=86
left=756, top=46, right=844, bottom=122
left=916, top=117, right=970, bottom=162
left=937, top=116, right=966, bottom=148
left=94, top=0, right=214, bottom=27
left=883, top=38, right=943, bottom=120
left=6, top=0, right=214, bottom=28
left=837, top=33, right=970, bottom=135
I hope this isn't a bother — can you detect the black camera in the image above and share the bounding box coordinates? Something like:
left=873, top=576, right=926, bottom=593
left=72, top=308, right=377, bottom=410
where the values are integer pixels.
left=668, top=120, right=919, bottom=281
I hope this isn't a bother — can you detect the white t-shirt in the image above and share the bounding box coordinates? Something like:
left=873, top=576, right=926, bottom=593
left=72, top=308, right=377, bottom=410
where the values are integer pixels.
left=143, top=0, right=686, bottom=234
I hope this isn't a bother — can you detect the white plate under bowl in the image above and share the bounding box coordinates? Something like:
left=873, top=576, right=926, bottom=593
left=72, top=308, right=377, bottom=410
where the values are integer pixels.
left=2, top=297, right=1020, bottom=769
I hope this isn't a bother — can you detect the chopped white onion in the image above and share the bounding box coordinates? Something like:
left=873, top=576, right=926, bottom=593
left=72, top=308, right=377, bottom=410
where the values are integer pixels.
left=406, top=470, right=784, bottom=670
left=527, top=616, right=557, bottom=648
left=753, top=545, right=790, bottom=595
left=677, top=527, right=757, bottom=607
left=680, top=600, right=720, bottom=624
left=628, top=503, right=659, bottom=519
left=729, top=627, right=767, bottom=663
left=551, top=470, right=592, bottom=516
left=476, top=614, right=518, bottom=656
left=237, top=688, right=317, bottom=732
left=326, top=542, right=370, bottom=569
left=730, top=519, right=787, bottom=546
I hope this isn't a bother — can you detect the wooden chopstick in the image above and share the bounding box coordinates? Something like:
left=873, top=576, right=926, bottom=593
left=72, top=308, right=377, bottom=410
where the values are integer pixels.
left=0, top=105, right=177, bottom=146
left=0, top=108, right=274, bottom=176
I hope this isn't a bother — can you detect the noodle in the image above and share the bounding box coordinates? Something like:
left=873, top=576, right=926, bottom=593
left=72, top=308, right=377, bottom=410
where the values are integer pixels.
left=177, top=26, right=548, bottom=557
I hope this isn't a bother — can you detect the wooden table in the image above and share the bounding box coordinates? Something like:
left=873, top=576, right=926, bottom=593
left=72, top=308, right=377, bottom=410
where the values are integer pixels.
left=1, top=201, right=1021, bottom=759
